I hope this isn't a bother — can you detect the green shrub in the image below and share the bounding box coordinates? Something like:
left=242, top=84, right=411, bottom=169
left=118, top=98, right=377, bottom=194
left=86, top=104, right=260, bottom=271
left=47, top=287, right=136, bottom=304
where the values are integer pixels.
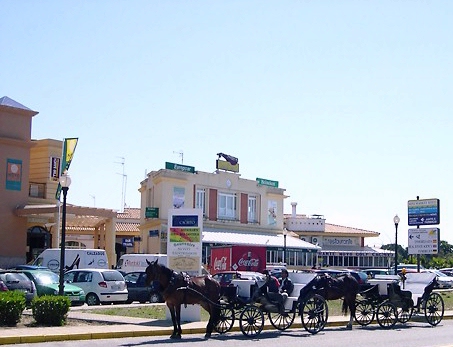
left=0, top=291, right=26, bottom=326
left=31, top=295, right=71, bottom=326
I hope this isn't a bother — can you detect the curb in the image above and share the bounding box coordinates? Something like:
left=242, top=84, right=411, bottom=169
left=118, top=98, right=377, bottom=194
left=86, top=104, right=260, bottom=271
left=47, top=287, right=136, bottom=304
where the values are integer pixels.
left=1, top=315, right=450, bottom=345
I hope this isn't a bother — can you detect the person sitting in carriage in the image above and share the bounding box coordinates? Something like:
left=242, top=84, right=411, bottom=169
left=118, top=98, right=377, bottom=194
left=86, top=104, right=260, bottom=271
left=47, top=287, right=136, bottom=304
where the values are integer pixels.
left=279, top=269, right=294, bottom=302
left=260, top=270, right=285, bottom=311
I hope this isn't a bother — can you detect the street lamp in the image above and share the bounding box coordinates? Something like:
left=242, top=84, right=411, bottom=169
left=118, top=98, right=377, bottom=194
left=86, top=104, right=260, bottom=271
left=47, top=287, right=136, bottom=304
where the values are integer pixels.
left=393, top=214, right=400, bottom=276
left=58, top=171, right=71, bottom=296
left=283, top=228, right=288, bottom=265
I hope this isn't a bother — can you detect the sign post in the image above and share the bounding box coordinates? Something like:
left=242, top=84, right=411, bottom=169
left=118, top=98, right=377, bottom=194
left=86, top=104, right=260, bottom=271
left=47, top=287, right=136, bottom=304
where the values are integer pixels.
left=167, top=208, right=202, bottom=321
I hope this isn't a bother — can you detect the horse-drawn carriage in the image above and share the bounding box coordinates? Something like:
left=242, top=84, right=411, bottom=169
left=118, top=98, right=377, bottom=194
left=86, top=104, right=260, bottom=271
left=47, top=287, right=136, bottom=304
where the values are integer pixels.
left=215, top=272, right=329, bottom=337
left=354, top=272, right=444, bottom=328
left=145, top=260, right=358, bottom=339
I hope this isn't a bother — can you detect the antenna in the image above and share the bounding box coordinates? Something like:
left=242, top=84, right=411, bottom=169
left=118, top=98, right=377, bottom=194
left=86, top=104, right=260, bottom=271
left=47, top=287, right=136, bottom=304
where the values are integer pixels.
left=115, top=157, right=127, bottom=212
left=173, top=150, right=184, bottom=164
left=89, top=194, right=96, bottom=207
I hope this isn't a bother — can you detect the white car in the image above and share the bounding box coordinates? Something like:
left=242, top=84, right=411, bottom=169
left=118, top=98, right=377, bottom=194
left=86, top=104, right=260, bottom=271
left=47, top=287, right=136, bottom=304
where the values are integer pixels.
left=422, top=269, right=453, bottom=289
left=64, top=269, right=128, bottom=305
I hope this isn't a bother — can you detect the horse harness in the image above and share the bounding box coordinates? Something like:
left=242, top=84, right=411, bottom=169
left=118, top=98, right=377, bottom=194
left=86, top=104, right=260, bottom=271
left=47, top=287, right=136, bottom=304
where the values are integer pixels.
left=165, top=271, right=192, bottom=307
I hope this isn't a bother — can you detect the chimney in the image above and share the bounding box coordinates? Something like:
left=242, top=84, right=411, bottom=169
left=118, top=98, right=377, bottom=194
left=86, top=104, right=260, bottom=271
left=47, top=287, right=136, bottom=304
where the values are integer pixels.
left=291, top=202, right=297, bottom=217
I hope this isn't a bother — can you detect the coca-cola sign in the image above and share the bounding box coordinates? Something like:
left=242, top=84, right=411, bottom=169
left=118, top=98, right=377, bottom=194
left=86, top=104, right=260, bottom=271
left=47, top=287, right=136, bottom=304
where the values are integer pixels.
left=237, top=257, right=259, bottom=267
left=213, top=256, right=227, bottom=271
left=235, top=252, right=260, bottom=270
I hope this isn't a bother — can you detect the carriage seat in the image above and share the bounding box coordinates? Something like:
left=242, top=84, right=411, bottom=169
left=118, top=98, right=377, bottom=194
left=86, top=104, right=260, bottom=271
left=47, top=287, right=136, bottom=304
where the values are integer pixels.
left=403, top=272, right=436, bottom=304
left=387, top=282, right=412, bottom=301
left=284, top=273, right=318, bottom=311
left=368, top=278, right=399, bottom=296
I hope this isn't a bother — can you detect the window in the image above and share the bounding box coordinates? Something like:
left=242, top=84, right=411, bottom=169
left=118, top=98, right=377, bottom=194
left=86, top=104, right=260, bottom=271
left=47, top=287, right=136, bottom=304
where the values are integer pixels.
left=248, top=195, right=257, bottom=222
left=218, top=192, right=236, bottom=219
left=195, top=188, right=206, bottom=215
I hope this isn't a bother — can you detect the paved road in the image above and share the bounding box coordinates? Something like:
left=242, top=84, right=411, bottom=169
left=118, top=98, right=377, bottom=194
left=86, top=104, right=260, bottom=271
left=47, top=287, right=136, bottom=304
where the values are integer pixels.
left=2, top=319, right=453, bottom=347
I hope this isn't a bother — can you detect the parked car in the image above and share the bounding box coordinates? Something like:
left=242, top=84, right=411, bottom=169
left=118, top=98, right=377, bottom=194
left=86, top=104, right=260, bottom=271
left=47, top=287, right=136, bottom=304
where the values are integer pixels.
left=363, top=268, right=391, bottom=279
left=0, top=279, right=8, bottom=291
left=439, top=268, right=453, bottom=277
left=19, top=269, right=85, bottom=306
left=211, top=271, right=266, bottom=287
left=422, top=269, right=453, bottom=289
left=123, top=271, right=163, bottom=304
left=11, top=265, right=51, bottom=271
left=0, top=271, right=37, bottom=305
left=342, top=270, right=369, bottom=288
left=312, top=269, right=346, bottom=278
left=64, top=269, right=128, bottom=306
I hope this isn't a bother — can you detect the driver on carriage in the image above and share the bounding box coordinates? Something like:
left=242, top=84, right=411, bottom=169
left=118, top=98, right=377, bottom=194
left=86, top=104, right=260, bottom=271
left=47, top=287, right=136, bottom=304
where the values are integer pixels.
left=260, top=270, right=285, bottom=311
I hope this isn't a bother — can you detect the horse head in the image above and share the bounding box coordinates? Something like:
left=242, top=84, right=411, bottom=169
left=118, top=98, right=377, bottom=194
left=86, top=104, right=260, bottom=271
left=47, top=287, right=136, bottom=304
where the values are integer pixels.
left=145, top=259, right=159, bottom=286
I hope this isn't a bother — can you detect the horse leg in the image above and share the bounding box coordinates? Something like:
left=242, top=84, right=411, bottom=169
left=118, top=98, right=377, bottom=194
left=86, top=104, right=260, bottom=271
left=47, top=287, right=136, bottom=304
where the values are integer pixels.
left=204, top=303, right=220, bottom=339
left=174, top=304, right=182, bottom=338
left=168, top=306, right=180, bottom=339
left=346, top=300, right=354, bottom=330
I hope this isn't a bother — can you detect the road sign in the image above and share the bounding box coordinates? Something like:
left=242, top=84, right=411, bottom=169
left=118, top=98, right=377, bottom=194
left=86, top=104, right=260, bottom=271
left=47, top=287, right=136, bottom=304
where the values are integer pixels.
left=408, top=228, right=439, bottom=255
left=407, top=198, right=440, bottom=226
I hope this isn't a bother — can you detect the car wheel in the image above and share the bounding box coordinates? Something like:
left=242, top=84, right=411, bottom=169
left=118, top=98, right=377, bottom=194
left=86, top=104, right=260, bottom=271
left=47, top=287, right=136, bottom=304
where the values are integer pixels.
left=150, top=293, right=161, bottom=303
left=86, top=293, right=100, bottom=306
left=125, top=299, right=133, bottom=304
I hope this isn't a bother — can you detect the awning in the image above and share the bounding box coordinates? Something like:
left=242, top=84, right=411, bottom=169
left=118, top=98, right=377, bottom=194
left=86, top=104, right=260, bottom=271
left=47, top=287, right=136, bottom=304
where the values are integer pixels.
left=320, top=245, right=393, bottom=256
left=202, top=228, right=321, bottom=252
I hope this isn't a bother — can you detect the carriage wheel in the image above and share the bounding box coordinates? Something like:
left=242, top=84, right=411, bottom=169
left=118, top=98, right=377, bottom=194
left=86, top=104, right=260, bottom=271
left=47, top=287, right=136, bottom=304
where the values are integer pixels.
left=301, top=294, right=328, bottom=334
left=424, top=292, right=444, bottom=326
left=215, top=306, right=235, bottom=334
left=239, top=305, right=264, bottom=337
left=376, top=302, right=397, bottom=329
left=268, top=310, right=296, bottom=331
left=396, top=305, right=413, bottom=323
left=354, top=300, right=375, bottom=326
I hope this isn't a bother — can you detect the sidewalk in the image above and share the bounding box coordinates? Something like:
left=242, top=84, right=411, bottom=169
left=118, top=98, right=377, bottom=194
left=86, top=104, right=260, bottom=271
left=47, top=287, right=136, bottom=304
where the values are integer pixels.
left=1, top=308, right=452, bottom=345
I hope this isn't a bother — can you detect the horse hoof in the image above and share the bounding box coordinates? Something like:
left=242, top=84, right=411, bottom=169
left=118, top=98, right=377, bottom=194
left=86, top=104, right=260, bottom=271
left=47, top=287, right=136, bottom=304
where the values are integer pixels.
left=204, top=333, right=211, bottom=339
left=346, top=325, right=352, bottom=330
left=170, top=334, right=181, bottom=339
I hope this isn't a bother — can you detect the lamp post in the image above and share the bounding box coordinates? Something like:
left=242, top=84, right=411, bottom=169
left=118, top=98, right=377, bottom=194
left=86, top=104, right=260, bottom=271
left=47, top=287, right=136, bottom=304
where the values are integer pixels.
left=393, top=214, right=400, bottom=276
left=58, top=171, right=71, bottom=296
left=283, top=228, right=288, bottom=265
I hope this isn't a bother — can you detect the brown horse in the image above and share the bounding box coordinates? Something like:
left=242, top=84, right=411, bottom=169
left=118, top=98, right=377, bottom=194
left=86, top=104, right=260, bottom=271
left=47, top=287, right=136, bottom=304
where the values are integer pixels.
left=299, top=273, right=359, bottom=329
left=145, top=259, right=221, bottom=339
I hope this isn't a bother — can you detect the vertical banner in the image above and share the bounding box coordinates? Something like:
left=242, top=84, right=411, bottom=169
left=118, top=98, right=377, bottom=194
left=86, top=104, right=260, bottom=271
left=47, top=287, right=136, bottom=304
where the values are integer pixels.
left=167, top=208, right=202, bottom=277
left=55, top=138, right=78, bottom=200
left=5, top=158, right=22, bottom=191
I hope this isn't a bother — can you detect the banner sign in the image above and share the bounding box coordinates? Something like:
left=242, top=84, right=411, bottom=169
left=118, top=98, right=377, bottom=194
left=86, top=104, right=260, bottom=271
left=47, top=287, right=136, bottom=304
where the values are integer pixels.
left=55, top=138, right=78, bottom=200
left=5, top=158, right=22, bottom=191
left=408, top=228, right=440, bottom=255
left=256, top=177, right=279, bottom=188
left=408, top=198, right=440, bottom=226
left=167, top=209, right=202, bottom=276
left=50, top=157, right=61, bottom=181
left=165, top=162, right=195, bottom=173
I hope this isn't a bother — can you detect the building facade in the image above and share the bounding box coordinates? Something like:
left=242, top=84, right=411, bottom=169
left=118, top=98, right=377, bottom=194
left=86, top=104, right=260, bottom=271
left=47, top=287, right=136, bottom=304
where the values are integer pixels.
left=138, top=160, right=320, bottom=269
left=284, top=202, right=393, bottom=269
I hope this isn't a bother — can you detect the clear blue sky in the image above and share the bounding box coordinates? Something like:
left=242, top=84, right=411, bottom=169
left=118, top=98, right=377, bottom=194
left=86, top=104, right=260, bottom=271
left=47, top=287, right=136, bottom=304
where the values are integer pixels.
left=2, top=1, right=452, bottom=248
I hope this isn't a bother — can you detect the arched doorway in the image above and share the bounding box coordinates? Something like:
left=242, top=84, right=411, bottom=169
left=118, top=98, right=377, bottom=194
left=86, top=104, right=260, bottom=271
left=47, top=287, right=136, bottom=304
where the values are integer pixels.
left=27, top=225, right=52, bottom=263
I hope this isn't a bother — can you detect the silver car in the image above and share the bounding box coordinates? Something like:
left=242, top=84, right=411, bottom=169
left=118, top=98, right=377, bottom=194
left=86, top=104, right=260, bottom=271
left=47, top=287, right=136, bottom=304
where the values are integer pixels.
left=64, top=269, right=128, bottom=305
left=0, top=271, right=37, bottom=305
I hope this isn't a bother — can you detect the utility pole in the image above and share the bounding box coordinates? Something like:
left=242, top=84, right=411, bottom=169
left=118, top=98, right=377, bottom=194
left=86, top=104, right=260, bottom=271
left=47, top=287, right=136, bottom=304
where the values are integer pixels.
left=89, top=194, right=96, bottom=207
left=115, top=157, right=127, bottom=212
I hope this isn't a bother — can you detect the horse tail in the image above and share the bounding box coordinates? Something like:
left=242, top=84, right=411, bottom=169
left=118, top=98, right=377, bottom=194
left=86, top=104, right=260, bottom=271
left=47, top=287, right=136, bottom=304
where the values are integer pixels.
left=342, top=299, right=349, bottom=315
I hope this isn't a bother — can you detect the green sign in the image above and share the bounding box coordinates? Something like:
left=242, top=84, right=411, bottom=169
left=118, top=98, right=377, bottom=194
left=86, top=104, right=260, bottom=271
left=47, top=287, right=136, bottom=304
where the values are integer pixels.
left=165, top=162, right=195, bottom=173
left=145, top=207, right=159, bottom=219
left=256, top=177, right=279, bottom=188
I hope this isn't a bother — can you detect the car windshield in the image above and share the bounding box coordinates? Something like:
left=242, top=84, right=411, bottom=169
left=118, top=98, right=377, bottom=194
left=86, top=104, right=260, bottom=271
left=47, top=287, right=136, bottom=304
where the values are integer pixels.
left=34, top=271, right=59, bottom=284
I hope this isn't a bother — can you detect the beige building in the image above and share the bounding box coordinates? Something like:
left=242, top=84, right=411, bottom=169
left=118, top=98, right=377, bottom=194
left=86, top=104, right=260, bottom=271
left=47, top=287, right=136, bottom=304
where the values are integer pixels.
left=138, top=161, right=321, bottom=269
left=284, top=202, right=393, bottom=269
left=0, top=96, right=119, bottom=268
